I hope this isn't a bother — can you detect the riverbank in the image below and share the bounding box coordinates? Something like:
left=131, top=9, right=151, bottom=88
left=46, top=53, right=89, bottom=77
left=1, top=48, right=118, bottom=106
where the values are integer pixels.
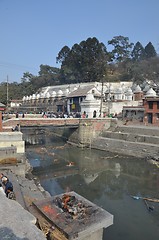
left=0, top=165, right=48, bottom=239
left=0, top=162, right=69, bottom=240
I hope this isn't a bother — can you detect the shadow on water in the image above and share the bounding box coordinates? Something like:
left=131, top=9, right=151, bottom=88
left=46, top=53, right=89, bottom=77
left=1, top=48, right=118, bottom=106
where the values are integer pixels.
left=22, top=127, right=159, bottom=240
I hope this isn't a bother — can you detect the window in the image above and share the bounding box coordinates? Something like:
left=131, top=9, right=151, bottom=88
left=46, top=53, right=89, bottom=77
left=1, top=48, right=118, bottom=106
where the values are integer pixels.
left=148, top=101, right=153, bottom=109
left=157, top=102, right=159, bottom=109
left=156, top=113, right=159, bottom=118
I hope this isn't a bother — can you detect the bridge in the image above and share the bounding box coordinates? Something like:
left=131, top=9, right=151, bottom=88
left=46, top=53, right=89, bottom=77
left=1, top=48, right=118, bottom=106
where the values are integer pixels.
left=2, top=116, right=80, bottom=129
left=2, top=115, right=117, bottom=153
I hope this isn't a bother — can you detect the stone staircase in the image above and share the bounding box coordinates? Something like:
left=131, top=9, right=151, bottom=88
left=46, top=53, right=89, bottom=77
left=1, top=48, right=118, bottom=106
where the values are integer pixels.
left=91, top=124, right=159, bottom=158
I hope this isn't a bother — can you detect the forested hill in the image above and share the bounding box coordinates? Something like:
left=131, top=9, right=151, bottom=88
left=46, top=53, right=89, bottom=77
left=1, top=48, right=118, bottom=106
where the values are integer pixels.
left=0, top=36, right=158, bottom=105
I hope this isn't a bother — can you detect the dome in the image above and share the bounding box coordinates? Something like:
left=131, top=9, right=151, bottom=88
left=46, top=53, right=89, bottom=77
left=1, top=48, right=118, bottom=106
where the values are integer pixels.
left=36, top=94, right=40, bottom=99
left=64, top=88, right=70, bottom=96
left=51, top=91, right=56, bottom=97
left=85, top=93, right=95, bottom=101
left=45, top=92, right=50, bottom=98
left=32, top=94, right=36, bottom=100
left=57, top=90, right=63, bottom=97
left=22, top=96, right=26, bottom=101
left=134, top=85, right=142, bottom=93
left=40, top=93, right=45, bottom=98
left=145, top=88, right=156, bottom=97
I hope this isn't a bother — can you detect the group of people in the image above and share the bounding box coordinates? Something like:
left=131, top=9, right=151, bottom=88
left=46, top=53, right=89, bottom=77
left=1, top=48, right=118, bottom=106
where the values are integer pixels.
left=0, top=173, right=16, bottom=200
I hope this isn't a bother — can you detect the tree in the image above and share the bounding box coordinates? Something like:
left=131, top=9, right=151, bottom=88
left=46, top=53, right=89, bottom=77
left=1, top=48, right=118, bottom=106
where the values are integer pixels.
left=131, top=41, right=145, bottom=61
left=38, top=65, right=60, bottom=86
left=145, top=42, right=157, bottom=59
left=57, top=37, right=109, bottom=83
left=108, top=35, right=134, bottom=62
left=56, top=46, right=70, bottom=64
left=21, top=72, right=36, bottom=95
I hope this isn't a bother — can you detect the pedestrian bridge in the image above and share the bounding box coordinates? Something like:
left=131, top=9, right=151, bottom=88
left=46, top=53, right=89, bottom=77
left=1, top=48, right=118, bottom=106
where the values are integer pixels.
left=3, top=117, right=80, bottom=129
left=2, top=116, right=118, bottom=150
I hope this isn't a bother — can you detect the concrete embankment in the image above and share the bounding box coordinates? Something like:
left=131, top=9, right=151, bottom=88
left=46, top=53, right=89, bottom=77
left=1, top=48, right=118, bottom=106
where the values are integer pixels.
left=91, top=124, right=159, bottom=158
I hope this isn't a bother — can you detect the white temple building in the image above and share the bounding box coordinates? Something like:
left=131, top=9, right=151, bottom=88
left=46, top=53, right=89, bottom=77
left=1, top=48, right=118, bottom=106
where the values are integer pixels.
left=16, top=81, right=157, bottom=118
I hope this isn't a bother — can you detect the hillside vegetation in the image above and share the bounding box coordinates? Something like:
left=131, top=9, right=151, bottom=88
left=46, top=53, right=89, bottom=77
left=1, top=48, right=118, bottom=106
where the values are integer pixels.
left=0, top=36, right=158, bottom=105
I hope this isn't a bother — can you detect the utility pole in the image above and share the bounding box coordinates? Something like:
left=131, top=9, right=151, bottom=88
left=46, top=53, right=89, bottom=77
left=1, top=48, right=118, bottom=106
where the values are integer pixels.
left=6, top=75, right=9, bottom=110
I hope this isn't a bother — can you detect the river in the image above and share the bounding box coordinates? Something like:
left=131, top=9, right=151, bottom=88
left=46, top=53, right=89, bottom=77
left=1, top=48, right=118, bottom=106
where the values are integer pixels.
left=22, top=126, right=159, bottom=240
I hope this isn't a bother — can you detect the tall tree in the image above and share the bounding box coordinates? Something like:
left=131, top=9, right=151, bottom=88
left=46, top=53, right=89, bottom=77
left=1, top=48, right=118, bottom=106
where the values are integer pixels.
left=108, top=35, right=134, bottom=62
left=145, top=42, right=157, bottom=59
left=57, top=37, right=109, bottom=83
left=56, top=46, right=70, bottom=64
left=131, top=41, right=145, bottom=61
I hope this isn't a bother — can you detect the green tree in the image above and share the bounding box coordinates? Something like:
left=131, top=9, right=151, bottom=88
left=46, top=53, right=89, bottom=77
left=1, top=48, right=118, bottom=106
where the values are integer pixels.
left=21, top=72, right=36, bottom=95
left=37, top=64, right=60, bottom=87
left=131, top=41, right=145, bottom=61
left=145, top=42, right=157, bottom=59
left=56, top=46, right=70, bottom=64
left=108, top=35, right=134, bottom=62
left=57, top=37, right=109, bottom=83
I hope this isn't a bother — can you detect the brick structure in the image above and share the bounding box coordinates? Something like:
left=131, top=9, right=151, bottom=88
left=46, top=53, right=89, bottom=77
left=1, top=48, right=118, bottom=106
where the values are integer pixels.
left=143, top=96, right=159, bottom=125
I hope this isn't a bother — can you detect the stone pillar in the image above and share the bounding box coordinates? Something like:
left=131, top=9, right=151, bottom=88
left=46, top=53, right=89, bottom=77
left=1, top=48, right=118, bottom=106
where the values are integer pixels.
left=0, top=112, right=2, bottom=131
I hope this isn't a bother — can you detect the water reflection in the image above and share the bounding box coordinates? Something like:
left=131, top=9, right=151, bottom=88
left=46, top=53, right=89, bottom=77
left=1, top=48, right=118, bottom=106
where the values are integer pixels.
left=23, top=127, right=159, bottom=240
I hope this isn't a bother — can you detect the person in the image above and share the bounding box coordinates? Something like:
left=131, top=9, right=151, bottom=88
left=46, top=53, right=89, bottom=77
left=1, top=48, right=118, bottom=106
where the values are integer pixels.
left=1, top=176, right=15, bottom=200
left=15, top=124, right=20, bottom=131
left=82, top=111, right=86, bottom=118
left=93, top=110, right=96, bottom=118
left=0, top=173, right=8, bottom=181
left=12, top=123, right=20, bottom=131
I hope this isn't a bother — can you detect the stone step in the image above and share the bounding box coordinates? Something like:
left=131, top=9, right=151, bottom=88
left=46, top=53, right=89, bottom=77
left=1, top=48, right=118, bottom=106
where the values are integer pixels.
left=92, top=137, right=159, bottom=158
left=115, top=125, right=159, bottom=136
left=102, top=131, right=159, bottom=145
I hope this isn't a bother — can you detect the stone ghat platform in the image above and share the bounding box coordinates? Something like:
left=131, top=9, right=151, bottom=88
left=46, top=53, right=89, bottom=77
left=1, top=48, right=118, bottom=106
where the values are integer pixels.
left=33, top=191, right=113, bottom=240
left=92, top=124, right=159, bottom=158
left=0, top=169, right=113, bottom=240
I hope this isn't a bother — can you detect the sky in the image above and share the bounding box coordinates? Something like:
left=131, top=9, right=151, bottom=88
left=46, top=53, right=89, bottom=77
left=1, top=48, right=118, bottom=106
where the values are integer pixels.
left=0, top=0, right=159, bottom=83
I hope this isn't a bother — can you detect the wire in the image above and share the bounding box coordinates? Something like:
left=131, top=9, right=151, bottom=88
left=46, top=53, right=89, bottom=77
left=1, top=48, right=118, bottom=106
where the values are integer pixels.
left=0, top=61, right=39, bottom=72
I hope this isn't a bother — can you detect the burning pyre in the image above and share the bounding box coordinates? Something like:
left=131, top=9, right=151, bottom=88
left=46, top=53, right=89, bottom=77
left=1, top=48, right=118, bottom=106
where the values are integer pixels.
left=54, top=194, right=94, bottom=220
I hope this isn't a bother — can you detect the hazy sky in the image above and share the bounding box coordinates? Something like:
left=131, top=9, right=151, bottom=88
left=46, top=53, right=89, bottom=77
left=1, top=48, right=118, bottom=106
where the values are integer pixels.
left=0, top=0, right=159, bottom=83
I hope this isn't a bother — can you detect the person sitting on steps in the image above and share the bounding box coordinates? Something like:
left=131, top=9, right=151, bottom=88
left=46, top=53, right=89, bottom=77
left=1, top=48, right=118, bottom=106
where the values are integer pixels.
left=1, top=176, right=16, bottom=200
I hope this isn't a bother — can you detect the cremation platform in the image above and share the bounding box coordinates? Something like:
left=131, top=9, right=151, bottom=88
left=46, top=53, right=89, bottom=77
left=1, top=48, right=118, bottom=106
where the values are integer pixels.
left=33, top=191, right=113, bottom=240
